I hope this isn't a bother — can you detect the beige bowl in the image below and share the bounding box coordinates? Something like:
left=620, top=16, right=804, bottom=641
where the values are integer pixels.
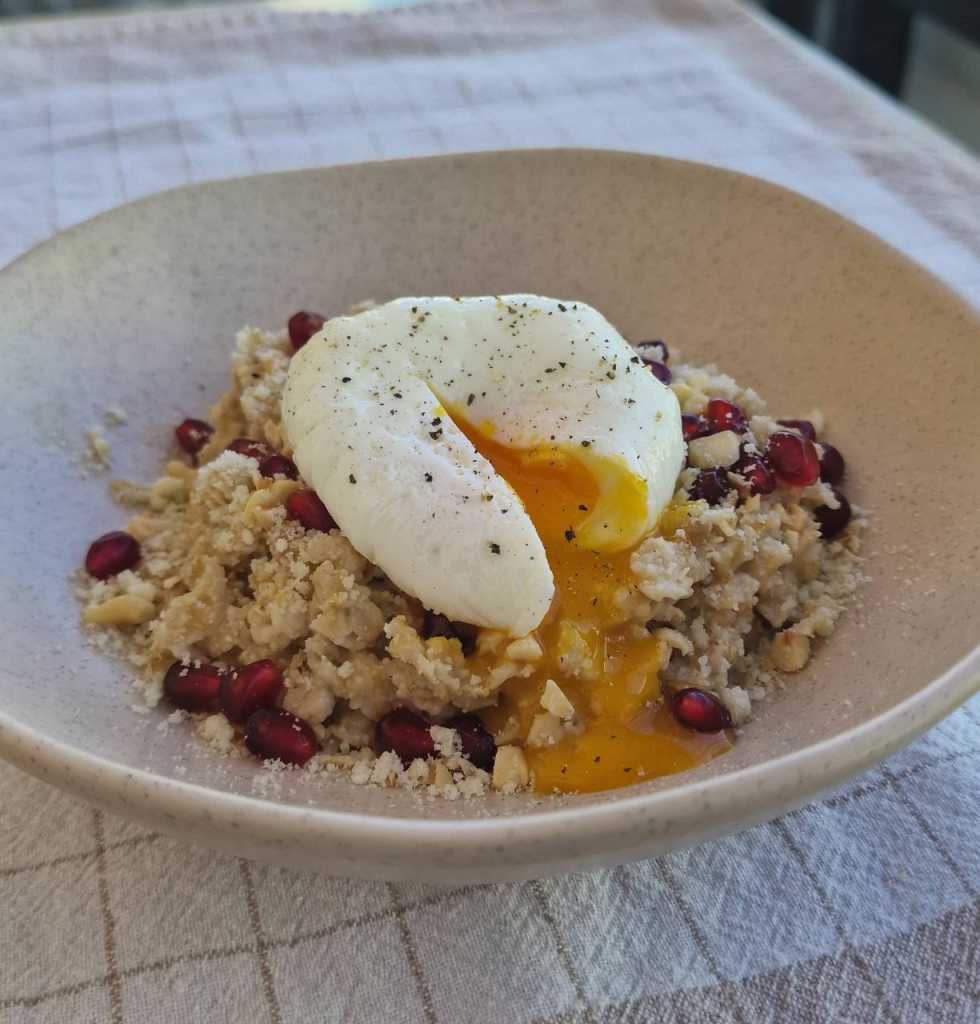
left=0, top=150, right=977, bottom=882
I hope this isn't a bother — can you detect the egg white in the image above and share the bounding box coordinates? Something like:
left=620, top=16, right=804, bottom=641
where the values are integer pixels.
left=282, top=295, right=684, bottom=636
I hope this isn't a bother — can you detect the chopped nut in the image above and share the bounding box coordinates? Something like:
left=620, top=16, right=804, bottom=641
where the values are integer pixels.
left=125, top=513, right=162, bottom=541
left=85, top=427, right=112, bottom=468
left=150, top=476, right=188, bottom=504
left=400, top=757, right=427, bottom=786
left=242, top=479, right=302, bottom=527
left=84, top=594, right=156, bottom=626
left=110, top=480, right=152, bottom=507
left=769, top=630, right=811, bottom=672
left=164, top=460, right=197, bottom=483
left=526, top=712, right=565, bottom=748
left=653, top=627, right=694, bottom=657
left=493, top=715, right=522, bottom=746
left=504, top=635, right=543, bottom=662
left=475, top=629, right=508, bottom=657
left=687, top=430, right=740, bottom=469
left=492, top=745, right=530, bottom=792
left=540, top=679, right=575, bottom=720
left=431, top=761, right=453, bottom=789
left=556, top=621, right=600, bottom=680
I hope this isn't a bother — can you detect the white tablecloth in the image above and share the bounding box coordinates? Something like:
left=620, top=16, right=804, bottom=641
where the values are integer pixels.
left=1, top=2, right=978, bottom=1022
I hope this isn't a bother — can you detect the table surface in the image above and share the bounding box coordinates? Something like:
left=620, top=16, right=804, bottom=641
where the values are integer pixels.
left=1, top=2, right=979, bottom=1022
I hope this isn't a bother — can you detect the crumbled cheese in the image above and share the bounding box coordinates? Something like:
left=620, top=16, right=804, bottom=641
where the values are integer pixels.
left=85, top=427, right=112, bottom=469
left=198, top=714, right=236, bottom=753
left=429, top=724, right=461, bottom=758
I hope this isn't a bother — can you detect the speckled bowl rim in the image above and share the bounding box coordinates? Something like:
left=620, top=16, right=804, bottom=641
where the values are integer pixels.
left=1, top=151, right=978, bottom=873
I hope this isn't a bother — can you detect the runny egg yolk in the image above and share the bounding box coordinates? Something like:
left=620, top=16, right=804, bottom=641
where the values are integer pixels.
left=452, top=414, right=733, bottom=794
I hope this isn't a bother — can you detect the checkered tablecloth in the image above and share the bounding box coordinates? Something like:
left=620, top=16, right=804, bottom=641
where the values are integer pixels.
left=1, top=1, right=979, bottom=1021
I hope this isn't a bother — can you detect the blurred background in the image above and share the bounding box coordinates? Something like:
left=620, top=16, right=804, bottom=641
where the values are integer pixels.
left=1, top=0, right=978, bottom=154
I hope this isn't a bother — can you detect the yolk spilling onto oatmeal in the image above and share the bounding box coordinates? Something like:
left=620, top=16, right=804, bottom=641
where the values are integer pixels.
left=453, top=417, right=733, bottom=794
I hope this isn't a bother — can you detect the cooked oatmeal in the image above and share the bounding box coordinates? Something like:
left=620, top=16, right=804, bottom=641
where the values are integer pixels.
left=77, top=311, right=864, bottom=799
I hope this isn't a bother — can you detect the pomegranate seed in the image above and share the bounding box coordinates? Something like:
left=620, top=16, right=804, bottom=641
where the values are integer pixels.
left=670, top=688, right=732, bottom=732
left=777, top=419, right=817, bottom=442
left=682, top=414, right=711, bottom=443
left=421, top=611, right=478, bottom=657
left=705, top=398, right=748, bottom=435
left=445, top=713, right=496, bottom=770
left=163, top=660, right=223, bottom=713
left=766, top=431, right=820, bottom=487
left=376, top=707, right=435, bottom=761
left=732, top=451, right=775, bottom=496
left=220, top=660, right=284, bottom=724
left=288, top=311, right=326, bottom=352
left=286, top=489, right=336, bottom=532
left=245, top=708, right=318, bottom=765
left=174, top=418, right=213, bottom=456
left=422, top=610, right=453, bottom=638
left=689, top=468, right=730, bottom=505
left=819, top=443, right=846, bottom=485
left=452, top=622, right=478, bottom=657
left=813, top=489, right=852, bottom=539
left=85, top=531, right=141, bottom=579
left=258, top=453, right=299, bottom=480
left=636, top=339, right=669, bottom=363
left=226, top=437, right=275, bottom=461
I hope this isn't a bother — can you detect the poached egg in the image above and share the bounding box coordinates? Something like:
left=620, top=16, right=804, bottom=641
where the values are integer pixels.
left=282, top=295, right=684, bottom=636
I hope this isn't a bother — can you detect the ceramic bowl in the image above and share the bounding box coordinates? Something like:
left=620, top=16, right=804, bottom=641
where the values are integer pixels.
left=1, top=150, right=977, bottom=882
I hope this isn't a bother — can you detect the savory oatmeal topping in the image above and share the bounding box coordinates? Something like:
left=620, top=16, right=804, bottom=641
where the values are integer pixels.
left=77, top=296, right=864, bottom=799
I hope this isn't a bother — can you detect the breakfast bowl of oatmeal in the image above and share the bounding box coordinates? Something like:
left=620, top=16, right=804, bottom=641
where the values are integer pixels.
left=1, top=150, right=977, bottom=882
